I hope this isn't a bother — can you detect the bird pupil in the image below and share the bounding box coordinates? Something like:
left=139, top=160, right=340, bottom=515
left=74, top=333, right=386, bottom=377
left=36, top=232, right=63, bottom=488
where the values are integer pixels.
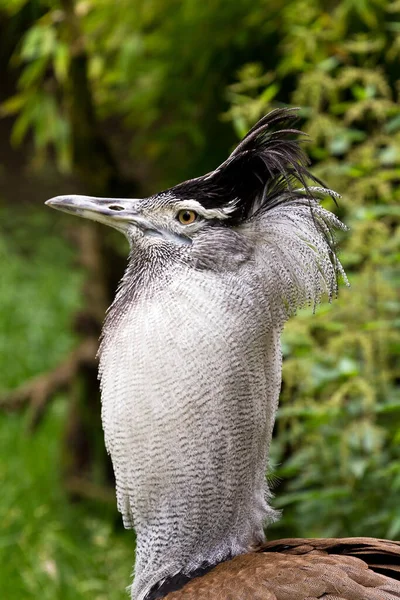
left=183, top=211, right=191, bottom=221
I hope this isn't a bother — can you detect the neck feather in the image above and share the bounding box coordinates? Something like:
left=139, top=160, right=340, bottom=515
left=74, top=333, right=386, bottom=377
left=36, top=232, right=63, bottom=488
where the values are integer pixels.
left=99, top=260, right=281, bottom=600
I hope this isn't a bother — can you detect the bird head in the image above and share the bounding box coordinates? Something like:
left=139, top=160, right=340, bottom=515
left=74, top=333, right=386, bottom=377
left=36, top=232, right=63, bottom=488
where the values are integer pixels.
left=45, top=191, right=237, bottom=247
left=46, top=108, right=343, bottom=276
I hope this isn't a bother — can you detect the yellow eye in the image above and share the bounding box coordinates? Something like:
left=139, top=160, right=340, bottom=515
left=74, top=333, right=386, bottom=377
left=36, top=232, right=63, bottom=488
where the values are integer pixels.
left=177, top=210, right=197, bottom=225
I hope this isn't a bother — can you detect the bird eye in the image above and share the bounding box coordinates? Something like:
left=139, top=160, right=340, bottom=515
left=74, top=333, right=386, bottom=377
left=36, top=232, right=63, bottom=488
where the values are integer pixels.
left=177, top=210, right=197, bottom=225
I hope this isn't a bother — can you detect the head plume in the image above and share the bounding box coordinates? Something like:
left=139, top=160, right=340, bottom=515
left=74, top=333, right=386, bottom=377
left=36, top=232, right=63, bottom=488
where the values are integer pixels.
left=169, top=108, right=347, bottom=312
left=170, top=107, right=334, bottom=223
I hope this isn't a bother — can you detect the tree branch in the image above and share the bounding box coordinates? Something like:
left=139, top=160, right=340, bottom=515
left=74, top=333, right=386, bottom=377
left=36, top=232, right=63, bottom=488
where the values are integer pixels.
left=65, top=475, right=116, bottom=504
left=0, top=337, right=98, bottom=429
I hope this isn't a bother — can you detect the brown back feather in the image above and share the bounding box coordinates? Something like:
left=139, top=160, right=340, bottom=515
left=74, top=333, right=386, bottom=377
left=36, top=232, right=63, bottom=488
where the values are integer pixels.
left=164, top=537, right=400, bottom=600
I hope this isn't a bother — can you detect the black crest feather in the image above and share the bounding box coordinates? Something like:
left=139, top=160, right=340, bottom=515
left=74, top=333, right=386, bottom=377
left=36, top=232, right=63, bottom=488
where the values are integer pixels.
left=170, top=108, right=328, bottom=223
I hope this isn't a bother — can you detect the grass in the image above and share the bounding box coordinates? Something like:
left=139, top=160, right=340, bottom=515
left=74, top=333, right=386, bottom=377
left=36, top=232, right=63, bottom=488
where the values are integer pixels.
left=0, top=204, right=135, bottom=598
left=0, top=404, right=134, bottom=600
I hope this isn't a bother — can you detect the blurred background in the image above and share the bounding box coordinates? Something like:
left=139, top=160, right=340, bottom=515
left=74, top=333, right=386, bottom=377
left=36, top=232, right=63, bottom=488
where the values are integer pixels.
left=0, top=0, right=399, bottom=598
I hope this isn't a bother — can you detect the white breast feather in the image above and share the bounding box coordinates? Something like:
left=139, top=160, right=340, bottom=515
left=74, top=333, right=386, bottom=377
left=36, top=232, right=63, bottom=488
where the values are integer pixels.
left=98, top=200, right=346, bottom=600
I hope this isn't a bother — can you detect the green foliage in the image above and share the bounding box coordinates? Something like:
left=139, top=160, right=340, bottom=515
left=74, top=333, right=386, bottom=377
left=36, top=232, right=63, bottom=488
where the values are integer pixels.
left=0, top=207, right=132, bottom=597
left=224, top=0, right=400, bottom=539
left=0, top=207, right=82, bottom=390
left=0, top=0, right=279, bottom=183
left=1, top=0, right=400, bottom=596
left=0, top=405, right=133, bottom=600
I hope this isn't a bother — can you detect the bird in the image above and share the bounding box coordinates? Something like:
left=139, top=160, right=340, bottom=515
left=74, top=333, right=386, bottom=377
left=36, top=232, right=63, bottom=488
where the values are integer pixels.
left=46, top=108, right=400, bottom=600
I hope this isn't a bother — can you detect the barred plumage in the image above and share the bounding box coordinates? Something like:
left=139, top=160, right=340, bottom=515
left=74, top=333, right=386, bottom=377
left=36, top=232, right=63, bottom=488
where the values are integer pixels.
left=45, top=109, right=381, bottom=600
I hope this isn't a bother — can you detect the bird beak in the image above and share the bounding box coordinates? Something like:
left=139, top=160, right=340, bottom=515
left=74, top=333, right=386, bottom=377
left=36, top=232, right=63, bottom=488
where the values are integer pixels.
left=45, top=194, right=147, bottom=233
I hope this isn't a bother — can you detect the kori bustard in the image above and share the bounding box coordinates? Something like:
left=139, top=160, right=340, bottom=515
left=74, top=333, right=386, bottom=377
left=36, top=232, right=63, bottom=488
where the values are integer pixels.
left=47, top=109, right=400, bottom=600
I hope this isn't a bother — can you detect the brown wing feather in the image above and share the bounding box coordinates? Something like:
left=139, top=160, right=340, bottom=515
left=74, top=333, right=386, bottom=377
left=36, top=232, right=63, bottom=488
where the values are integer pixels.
left=165, top=538, right=400, bottom=600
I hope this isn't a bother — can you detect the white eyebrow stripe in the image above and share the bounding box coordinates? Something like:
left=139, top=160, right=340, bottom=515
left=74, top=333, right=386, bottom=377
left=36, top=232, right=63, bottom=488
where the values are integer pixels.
left=175, top=199, right=238, bottom=220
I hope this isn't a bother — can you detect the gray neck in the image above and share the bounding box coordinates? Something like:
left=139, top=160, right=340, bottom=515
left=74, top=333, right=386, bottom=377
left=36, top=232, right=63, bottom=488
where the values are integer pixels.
left=98, top=200, right=343, bottom=599
left=99, top=256, right=281, bottom=600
